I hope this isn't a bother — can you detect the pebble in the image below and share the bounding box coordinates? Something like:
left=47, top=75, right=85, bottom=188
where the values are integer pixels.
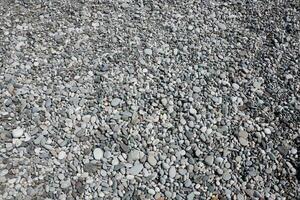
left=58, top=151, right=67, bottom=160
left=128, top=150, right=140, bottom=161
left=148, top=188, right=155, bottom=195
left=189, top=107, right=197, bottom=115
left=232, top=83, right=240, bottom=90
left=192, top=86, right=201, bottom=93
left=218, top=22, right=227, bottom=30
left=169, top=166, right=176, bottom=178
left=148, top=154, right=157, bottom=166
left=111, top=98, right=121, bottom=107
left=127, top=163, right=143, bottom=175
left=187, top=192, right=195, bottom=200
left=215, top=157, right=224, bottom=164
left=204, top=155, right=214, bottom=166
left=238, top=130, right=248, bottom=138
left=60, top=180, right=71, bottom=189
left=239, top=137, right=249, bottom=146
left=264, top=128, right=271, bottom=134
left=144, top=48, right=152, bottom=55
left=93, top=148, right=104, bottom=160
left=12, top=128, right=24, bottom=138
left=222, top=172, right=231, bottom=181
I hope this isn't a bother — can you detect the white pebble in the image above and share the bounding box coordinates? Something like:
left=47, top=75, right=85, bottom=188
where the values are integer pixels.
left=12, top=128, right=24, bottom=138
left=93, top=148, right=104, bottom=160
left=264, top=128, right=271, bottom=134
left=144, top=48, right=152, bottom=55
left=58, top=151, right=67, bottom=160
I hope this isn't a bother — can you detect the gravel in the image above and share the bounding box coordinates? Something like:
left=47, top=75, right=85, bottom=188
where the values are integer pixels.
left=0, top=0, right=299, bottom=199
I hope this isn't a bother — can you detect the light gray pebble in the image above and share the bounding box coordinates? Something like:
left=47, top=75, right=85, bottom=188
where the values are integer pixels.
left=169, top=166, right=176, bottom=178
left=187, top=192, right=195, bottom=200
left=60, top=180, right=71, bottom=189
left=93, top=148, right=104, bottom=160
left=239, top=137, right=249, bottom=146
left=12, top=128, right=24, bottom=138
left=222, top=172, right=231, bottom=181
left=127, top=163, right=143, bottom=175
left=111, top=98, right=121, bottom=107
left=204, top=155, right=214, bottom=166
left=192, top=86, right=201, bottom=93
left=148, top=154, right=157, bottom=166
left=144, top=48, right=152, bottom=55
left=128, top=150, right=140, bottom=161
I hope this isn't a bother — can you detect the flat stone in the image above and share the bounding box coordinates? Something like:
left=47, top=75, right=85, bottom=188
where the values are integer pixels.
left=127, top=163, right=143, bottom=175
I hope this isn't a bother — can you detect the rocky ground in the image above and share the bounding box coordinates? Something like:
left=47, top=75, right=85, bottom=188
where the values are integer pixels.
left=0, top=0, right=299, bottom=199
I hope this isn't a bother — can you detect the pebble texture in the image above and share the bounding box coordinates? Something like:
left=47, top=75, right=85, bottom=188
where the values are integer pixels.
left=0, top=1, right=299, bottom=200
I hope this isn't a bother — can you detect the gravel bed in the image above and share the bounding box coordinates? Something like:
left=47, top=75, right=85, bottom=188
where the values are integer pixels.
left=0, top=0, right=299, bottom=199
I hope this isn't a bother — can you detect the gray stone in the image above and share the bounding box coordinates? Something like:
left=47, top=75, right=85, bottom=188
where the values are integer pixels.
left=144, top=48, right=152, bottom=55
left=239, top=137, right=248, bottom=146
left=192, top=86, right=201, bottom=93
left=60, top=180, right=71, bottom=189
left=147, top=154, right=157, bottom=166
left=169, top=166, right=176, bottom=178
left=111, top=98, right=121, bottom=107
left=204, top=155, right=214, bottom=166
left=127, top=163, right=143, bottom=175
left=128, top=150, right=140, bottom=161
left=222, top=172, right=231, bottom=181
left=238, top=130, right=248, bottom=138
left=187, top=192, right=195, bottom=200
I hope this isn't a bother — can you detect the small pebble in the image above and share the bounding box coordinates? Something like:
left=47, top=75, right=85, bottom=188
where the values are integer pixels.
left=93, top=148, right=104, bottom=160
left=12, top=128, right=24, bottom=138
